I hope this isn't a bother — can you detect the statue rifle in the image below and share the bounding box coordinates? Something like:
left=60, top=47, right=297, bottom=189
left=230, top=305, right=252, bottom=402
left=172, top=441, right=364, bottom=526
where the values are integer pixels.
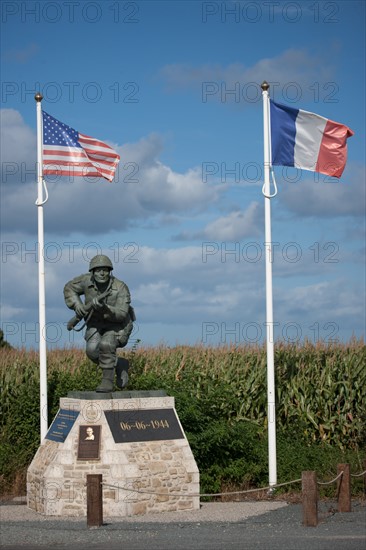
left=67, top=288, right=112, bottom=331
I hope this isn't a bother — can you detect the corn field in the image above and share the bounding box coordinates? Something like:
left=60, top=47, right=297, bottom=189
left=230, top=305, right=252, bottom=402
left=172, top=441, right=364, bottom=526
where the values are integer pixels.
left=127, top=339, right=366, bottom=449
left=1, top=339, right=365, bottom=448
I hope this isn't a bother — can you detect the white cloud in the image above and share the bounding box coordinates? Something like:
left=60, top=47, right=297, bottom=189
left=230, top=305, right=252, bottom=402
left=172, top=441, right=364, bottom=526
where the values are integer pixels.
left=2, top=43, right=39, bottom=64
left=0, top=109, right=36, bottom=165
left=160, top=49, right=334, bottom=103
left=275, top=279, right=365, bottom=327
left=175, top=202, right=263, bottom=241
left=1, top=305, right=27, bottom=317
left=278, top=164, right=365, bottom=218
left=202, top=202, right=262, bottom=240
left=136, top=162, right=218, bottom=212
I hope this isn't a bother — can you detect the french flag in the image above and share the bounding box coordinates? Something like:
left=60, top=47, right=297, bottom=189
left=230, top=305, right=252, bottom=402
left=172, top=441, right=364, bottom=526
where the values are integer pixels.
left=270, top=100, right=354, bottom=178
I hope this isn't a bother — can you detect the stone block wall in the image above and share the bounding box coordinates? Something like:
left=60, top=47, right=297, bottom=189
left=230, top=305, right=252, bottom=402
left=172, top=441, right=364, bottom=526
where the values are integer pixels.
left=27, top=394, right=200, bottom=517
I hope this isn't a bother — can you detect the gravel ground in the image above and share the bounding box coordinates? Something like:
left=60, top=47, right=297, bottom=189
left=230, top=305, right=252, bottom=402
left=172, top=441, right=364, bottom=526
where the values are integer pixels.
left=1, top=499, right=365, bottom=550
left=0, top=499, right=287, bottom=523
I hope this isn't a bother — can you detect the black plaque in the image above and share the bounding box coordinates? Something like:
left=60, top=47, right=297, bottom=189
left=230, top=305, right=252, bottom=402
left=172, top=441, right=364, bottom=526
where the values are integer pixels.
left=104, top=409, right=184, bottom=443
left=46, top=409, right=79, bottom=443
left=77, top=425, right=101, bottom=460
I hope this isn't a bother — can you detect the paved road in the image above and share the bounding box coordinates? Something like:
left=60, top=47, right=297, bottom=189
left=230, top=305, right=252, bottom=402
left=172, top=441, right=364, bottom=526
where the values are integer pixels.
left=1, top=500, right=365, bottom=550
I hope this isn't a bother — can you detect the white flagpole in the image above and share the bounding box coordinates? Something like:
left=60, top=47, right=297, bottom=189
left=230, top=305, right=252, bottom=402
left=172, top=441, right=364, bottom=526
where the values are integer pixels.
left=261, top=81, right=277, bottom=489
left=35, top=92, right=48, bottom=442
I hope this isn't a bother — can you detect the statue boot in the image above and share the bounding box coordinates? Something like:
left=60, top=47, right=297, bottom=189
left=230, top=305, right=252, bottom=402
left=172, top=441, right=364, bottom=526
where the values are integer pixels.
left=96, top=367, right=115, bottom=392
left=116, top=357, right=129, bottom=389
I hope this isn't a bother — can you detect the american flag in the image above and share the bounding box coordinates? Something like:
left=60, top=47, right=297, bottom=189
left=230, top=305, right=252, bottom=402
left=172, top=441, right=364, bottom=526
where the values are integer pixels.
left=42, top=111, right=120, bottom=182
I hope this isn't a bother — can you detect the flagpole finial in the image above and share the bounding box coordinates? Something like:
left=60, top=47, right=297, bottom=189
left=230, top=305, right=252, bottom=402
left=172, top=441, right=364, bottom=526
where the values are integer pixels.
left=261, top=81, right=269, bottom=91
left=35, top=92, right=43, bottom=102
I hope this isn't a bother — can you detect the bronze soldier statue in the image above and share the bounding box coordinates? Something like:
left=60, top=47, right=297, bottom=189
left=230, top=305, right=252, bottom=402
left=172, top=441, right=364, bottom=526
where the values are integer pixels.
left=64, top=255, right=135, bottom=392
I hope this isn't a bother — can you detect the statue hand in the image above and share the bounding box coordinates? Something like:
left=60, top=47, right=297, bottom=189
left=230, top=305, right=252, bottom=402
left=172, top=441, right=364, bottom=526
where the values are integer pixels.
left=74, top=303, right=86, bottom=317
left=92, top=297, right=104, bottom=310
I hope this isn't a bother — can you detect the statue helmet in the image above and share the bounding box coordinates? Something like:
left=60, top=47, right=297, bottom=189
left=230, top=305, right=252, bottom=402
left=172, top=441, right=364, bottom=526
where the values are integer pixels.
left=89, top=255, right=113, bottom=272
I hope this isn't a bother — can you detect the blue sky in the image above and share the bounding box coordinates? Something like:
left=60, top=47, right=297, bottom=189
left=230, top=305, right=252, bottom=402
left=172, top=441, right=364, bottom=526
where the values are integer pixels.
left=1, top=0, right=365, bottom=349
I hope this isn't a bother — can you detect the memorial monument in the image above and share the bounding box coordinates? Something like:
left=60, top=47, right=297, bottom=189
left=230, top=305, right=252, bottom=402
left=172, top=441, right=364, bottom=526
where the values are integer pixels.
left=27, top=256, right=199, bottom=517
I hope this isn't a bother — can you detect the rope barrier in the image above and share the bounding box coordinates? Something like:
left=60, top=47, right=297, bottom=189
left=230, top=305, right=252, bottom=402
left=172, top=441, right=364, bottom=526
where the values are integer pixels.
left=102, top=477, right=302, bottom=498
left=350, top=470, right=366, bottom=477
left=317, top=471, right=343, bottom=486
left=86, top=465, right=365, bottom=530
left=99, top=467, right=364, bottom=499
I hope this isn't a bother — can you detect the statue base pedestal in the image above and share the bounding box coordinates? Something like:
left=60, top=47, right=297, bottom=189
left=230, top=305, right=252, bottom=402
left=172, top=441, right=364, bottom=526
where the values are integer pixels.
left=27, top=391, right=200, bottom=517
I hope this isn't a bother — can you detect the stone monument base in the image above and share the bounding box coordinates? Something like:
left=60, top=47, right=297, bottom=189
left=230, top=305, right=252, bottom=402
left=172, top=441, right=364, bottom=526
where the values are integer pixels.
left=27, top=391, right=200, bottom=517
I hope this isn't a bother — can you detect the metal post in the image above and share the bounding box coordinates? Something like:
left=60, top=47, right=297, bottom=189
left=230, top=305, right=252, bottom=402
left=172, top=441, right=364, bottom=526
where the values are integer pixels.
left=35, top=92, right=48, bottom=442
left=261, top=80, right=277, bottom=489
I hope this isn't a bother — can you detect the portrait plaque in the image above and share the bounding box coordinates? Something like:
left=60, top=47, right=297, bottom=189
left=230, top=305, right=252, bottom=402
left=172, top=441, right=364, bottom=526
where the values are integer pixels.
left=46, top=409, right=79, bottom=443
left=77, top=425, right=101, bottom=460
left=104, top=408, right=184, bottom=443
